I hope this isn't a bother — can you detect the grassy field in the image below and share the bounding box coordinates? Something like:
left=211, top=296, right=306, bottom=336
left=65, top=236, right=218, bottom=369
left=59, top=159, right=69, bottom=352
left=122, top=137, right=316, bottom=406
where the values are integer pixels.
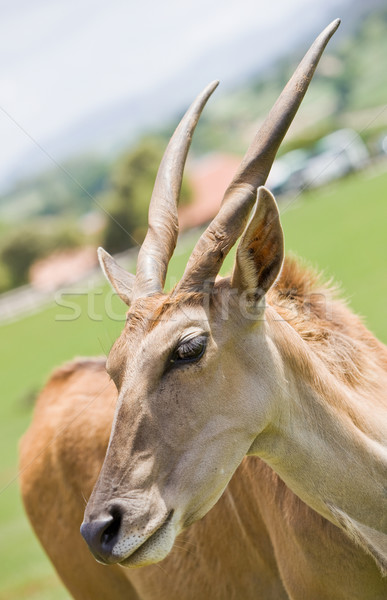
left=0, top=166, right=386, bottom=599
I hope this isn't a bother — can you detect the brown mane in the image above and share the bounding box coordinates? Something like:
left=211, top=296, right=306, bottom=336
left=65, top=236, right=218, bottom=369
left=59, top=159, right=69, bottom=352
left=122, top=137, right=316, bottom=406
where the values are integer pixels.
left=268, top=256, right=387, bottom=391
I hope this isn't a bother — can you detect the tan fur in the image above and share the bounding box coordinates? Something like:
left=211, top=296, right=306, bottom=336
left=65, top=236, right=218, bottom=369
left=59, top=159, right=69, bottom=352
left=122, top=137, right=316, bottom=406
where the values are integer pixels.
left=270, top=256, right=387, bottom=390
left=20, top=255, right=387, bottom=599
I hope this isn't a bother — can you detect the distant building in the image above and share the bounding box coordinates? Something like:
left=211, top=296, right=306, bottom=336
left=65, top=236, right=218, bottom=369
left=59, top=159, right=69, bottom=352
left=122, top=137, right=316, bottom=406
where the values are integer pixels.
left=179, top=153, right=241, bottom=230
left=29, top=246, right=98, bottom=291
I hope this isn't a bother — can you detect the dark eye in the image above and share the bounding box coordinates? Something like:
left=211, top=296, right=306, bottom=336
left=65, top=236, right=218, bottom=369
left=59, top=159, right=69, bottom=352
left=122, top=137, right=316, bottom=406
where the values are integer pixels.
left=169, top=335, right=207, bottom=368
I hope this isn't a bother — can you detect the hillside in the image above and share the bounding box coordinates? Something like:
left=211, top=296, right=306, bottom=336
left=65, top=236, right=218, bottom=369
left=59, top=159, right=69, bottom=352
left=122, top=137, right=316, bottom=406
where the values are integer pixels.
left=1, top=4, right=386, bottom=227
left=190, top=5, right=387, bottom=156
left=0, top=4, right=386, bottom=295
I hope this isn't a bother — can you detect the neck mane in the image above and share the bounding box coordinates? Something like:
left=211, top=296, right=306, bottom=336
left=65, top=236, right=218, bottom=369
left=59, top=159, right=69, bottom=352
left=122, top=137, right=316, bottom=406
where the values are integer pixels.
left=262, top=256, right=387, bottom=573
left=268, top=256, right=387, bottom=412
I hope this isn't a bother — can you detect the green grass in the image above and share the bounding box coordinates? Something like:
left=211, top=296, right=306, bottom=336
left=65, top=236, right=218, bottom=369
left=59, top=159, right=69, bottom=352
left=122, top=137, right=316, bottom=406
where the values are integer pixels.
left=280, top=168, right=387, bottom=342
left=0, top=168, right=386, bottom=598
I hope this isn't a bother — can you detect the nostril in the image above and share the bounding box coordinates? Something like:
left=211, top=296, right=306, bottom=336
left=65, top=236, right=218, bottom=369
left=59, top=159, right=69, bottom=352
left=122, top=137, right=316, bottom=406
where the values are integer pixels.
left=101, top=509, right=121, bottom=547
left=80, top=508, right=122, bottom=562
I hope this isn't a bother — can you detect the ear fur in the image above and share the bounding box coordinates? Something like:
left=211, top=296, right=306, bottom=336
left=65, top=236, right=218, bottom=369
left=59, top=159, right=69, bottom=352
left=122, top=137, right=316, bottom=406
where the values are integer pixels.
left=231, top=186, right=284, bottom=308
left=98, top=247, right=135, bottom=306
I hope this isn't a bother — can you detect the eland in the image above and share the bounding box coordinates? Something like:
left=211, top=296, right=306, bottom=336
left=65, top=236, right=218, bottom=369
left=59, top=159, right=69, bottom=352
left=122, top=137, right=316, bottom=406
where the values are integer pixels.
left=20, top=19, right=387, bottom=600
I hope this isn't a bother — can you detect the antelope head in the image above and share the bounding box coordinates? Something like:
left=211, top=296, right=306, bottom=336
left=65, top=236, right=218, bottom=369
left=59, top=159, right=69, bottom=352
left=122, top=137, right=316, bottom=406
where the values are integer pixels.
left=81, top=20, right=340, bottom=567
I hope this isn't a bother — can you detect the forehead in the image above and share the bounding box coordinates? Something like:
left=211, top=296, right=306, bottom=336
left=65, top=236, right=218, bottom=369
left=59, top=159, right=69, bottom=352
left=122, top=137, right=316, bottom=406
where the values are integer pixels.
left=127, top=292, right=206, bottom=333
left=108, top=292, right=207, bottom=363
left=107, top=280, right=236, bottom=372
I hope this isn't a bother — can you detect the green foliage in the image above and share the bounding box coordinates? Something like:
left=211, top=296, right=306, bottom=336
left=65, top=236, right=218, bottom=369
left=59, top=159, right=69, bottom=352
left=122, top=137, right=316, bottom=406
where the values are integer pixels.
left=189, top=7, right=387, bottom=157
left=0, top=222, right=84, bottom=290
left=0, top=260, right=11, bottom=293
left=0, top=154, right=110, bottom=292
left=103, top=138, right=162, bottom=253
left=0, top=155, right=111, bottom=222
left=102, top=137, right=192, bottom=254
left=1, top=4, right=387, bottom=236
left=0, top=229, right=45, bottom=288
left=343, top=8, right=387, bottom=112
left=0, top=135, right=194, bottom=292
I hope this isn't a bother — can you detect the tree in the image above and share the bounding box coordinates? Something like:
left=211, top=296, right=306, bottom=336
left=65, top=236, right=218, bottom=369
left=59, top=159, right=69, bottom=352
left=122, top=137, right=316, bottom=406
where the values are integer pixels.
left=102, top=137, right=192, bottom=254
left=0, top=222, right=83, bottom=290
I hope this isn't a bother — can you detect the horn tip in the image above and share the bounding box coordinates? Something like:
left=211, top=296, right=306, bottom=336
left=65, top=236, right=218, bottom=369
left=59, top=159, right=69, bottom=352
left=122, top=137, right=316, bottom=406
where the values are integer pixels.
left=316, top=19, right=341, bottom=47
left=331, top=18, right=341, bottom=30
left=326, top=18, right=341, bottom=36
left=199, top=80, right=219, bottom=104
left=207, top=80, right=220, bottom=93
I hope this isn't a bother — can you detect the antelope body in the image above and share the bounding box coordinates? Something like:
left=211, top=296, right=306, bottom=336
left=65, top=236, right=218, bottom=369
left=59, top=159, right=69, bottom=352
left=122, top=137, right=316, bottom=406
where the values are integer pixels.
left=20, top=20, right=387, bottom=599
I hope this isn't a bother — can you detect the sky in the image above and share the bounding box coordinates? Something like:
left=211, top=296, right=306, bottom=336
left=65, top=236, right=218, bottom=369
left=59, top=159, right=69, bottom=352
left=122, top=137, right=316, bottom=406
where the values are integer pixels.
left=0, top=0, right=350, bottom=189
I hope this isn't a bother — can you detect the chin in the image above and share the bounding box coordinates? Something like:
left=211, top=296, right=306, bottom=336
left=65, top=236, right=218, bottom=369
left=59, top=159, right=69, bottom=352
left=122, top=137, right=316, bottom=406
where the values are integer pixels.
left=119, top=519, right=177, bottom=568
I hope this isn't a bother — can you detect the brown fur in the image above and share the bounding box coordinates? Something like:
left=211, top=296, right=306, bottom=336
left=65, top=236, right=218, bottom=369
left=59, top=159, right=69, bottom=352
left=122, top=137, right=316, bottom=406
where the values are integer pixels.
left=270, top=256, right=387, bottom=389
left=265, top=257, right=387, bottom=448
left=49, top=356, right=107, bottom=381
left=20, top=256, right=387, bottom=599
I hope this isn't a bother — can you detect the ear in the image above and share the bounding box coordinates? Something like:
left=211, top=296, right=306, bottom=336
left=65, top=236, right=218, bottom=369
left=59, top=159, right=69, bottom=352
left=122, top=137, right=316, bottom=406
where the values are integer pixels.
left=98, top=247, right=135, bottom=306
left=231, top=186, right=284, bottom=309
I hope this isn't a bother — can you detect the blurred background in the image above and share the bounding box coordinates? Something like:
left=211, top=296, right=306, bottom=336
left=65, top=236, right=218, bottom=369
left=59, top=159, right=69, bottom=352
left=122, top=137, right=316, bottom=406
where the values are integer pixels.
left=0, top=0, right=386, bottom=598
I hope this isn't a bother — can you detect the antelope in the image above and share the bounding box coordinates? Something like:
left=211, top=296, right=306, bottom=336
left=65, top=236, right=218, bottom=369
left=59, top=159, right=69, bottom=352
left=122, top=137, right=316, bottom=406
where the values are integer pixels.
left=20, top=19, right=387, bottom=600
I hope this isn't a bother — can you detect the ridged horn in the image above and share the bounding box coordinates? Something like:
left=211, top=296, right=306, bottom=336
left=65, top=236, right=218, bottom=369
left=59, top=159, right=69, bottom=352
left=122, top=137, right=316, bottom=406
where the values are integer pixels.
left=133, top=80, right=219, bottom=299
left=174, top=19, right=340, bottom=293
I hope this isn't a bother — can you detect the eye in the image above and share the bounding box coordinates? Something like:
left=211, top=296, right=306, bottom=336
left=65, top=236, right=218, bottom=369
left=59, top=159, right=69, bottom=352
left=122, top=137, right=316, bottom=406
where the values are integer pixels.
left=169, top=335, right=207, bottom=368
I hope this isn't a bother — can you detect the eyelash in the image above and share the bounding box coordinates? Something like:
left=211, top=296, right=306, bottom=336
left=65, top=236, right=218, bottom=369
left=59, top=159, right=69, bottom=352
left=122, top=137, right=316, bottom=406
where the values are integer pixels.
left=167, top=335, right=208, bottom=370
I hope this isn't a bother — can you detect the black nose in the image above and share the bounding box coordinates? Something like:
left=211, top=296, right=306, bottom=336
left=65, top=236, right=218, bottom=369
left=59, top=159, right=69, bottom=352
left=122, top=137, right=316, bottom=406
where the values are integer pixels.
left=80, top=509, right=122, bottom=563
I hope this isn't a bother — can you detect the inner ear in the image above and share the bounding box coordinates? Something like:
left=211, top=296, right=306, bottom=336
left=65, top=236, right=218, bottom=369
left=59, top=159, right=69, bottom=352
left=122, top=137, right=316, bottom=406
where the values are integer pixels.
left=231, top=186, right=284, bottom=306
left=98, top=247, right=135, bottom=306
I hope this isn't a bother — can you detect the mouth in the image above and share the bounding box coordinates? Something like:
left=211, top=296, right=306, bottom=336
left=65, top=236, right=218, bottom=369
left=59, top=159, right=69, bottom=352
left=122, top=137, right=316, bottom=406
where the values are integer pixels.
left=118, top=509, right=175, bottom=567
